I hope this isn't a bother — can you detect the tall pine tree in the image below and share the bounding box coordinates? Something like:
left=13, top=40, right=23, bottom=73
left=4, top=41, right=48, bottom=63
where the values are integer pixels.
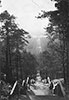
left=0, top=10, right=29, bottom=83
left=37, top=0, right=69, bottom=84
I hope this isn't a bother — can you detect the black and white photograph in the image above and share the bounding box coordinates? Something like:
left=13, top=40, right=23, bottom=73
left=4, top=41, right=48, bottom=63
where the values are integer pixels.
left=0, top=0, right=69, bottom=100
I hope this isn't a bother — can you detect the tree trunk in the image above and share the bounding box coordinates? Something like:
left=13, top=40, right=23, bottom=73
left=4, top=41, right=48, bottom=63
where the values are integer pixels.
left=62, top=32, right=66, bottom=84
left=5, top=21, right=12, bottom=83
left=66, top=41, right=69, bottom=85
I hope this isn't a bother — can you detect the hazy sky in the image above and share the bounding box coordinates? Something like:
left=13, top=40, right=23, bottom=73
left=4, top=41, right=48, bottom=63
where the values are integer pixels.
left=1, top=0, right=56, bottom=37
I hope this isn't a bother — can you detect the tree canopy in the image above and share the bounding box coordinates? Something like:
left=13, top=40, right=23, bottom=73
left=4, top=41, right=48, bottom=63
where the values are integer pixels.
left=0, top=10, right=38, bottom=84
left=37, top=0, right=69, bottom=83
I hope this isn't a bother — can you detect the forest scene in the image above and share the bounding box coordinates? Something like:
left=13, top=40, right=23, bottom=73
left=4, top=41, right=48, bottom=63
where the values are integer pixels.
left=0, top=0, right=69, bottom=100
